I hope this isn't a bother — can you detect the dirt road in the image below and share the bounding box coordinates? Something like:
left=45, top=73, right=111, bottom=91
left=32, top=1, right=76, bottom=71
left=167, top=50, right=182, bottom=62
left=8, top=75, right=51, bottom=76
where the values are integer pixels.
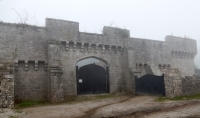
left=1, top=95, right=200, bottom=118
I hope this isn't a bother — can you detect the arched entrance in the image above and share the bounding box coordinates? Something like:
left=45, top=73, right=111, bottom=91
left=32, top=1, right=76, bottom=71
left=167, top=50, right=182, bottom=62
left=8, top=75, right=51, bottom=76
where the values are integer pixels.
left=76, top=57, right=109, bottom=95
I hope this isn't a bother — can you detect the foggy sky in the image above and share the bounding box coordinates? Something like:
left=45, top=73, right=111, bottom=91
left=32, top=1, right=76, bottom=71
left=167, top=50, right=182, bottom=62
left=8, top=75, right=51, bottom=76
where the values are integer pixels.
left=76, top=58, right=99, bottom=69
left=0, top=0, right=199, bottom=67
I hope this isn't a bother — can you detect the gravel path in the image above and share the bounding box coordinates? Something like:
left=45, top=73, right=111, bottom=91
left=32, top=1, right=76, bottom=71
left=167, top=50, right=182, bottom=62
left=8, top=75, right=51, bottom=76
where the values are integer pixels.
left=1, top=95, right=200, bottom=118
left=21, top=95, right=132, bottom=118
left=146, top=101, right=200, bottom=118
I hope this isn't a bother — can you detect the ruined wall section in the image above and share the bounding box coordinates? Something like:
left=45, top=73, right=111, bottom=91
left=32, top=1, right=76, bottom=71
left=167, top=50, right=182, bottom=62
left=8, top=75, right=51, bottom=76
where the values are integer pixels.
left=161, top=68, right=182, bottom=98
left=182, top=76, right=200, bottom=96
left=161, top=68, right=200, bottom=97
left=166, top=36, right=197, bottom=76
left=0, top=61, right=14, bottom=108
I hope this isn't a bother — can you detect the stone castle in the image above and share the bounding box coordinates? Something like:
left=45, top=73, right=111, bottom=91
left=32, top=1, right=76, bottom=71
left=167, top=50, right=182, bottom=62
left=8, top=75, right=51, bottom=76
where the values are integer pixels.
left=0, top=18, right=199, bottom=108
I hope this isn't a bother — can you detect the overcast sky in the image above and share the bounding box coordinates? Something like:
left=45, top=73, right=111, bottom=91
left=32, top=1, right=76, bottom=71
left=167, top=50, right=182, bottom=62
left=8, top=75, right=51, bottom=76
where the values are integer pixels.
left=0, top=0, right=199, bottom=67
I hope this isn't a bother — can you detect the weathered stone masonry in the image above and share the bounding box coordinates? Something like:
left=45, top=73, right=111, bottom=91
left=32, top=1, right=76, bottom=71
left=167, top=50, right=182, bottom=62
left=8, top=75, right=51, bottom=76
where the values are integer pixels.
left=0, top=61, right=14, bottom=108
left=0, top=18, right=198, bottom=107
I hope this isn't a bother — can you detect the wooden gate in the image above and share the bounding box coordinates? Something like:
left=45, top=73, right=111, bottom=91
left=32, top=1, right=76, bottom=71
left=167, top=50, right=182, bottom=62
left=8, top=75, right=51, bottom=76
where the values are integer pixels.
left=135, top=74, right=165, bottom=96
left=76, top=64, right=109, bottom=95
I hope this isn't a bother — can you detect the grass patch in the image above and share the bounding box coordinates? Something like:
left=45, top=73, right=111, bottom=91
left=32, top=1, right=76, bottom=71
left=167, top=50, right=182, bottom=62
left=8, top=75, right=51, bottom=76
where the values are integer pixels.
left=14, top=109, right=23, bottom=113
left=94, top=94, right=115, bottom=99
left=15, top=100, right=49, bottom=108
left=15, top=94, right=118, bottom=108
left=0, top=109, right=4, bottom=113
left=64, top=94, right=117, bottom=104
left=156, top=94, right=200, bottom=102
left=9, top=115, right=18, bottom=118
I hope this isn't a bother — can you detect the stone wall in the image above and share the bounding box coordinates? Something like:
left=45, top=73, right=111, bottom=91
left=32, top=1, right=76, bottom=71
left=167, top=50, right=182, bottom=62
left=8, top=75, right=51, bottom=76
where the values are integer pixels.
left=128, top=38, right=171, bottom=80
left=0, top=22, right=47, bottom=61
left=161, top=68, right=200, bottom=97
left=58, top=41, right=124, bottom=96
left=49, top=67, right=64, bottom=103
left=128, top=38, right=171, bottom=66
left=161, top=68, right=182, bottom=98
left=14, top=61, right=48, bottom=103
left=127, top=36, right=197, bottom=77
left=0, top=61, right=14, bottom=108
left=0, top=18, right=198, bottom=104
left=166, top=36, right=197, bottom=76
left=182, top=75, right=200, bottom=96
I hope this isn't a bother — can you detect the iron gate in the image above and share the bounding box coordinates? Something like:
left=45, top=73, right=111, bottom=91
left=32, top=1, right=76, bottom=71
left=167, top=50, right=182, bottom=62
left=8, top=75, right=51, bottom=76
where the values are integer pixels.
left=76, top=64, right=109, bottom=95
left=135, top=74, right=165, bottom=95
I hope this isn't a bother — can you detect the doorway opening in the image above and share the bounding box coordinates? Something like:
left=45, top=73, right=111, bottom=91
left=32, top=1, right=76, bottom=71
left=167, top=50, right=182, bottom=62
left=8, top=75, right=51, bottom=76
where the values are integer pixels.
left=76, top=57, right=109, bottom=95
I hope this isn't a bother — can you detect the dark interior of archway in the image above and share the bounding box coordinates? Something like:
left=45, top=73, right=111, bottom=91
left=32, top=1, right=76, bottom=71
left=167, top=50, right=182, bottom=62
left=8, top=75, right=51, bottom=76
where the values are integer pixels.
left=76, top=58, right=109, bottom=95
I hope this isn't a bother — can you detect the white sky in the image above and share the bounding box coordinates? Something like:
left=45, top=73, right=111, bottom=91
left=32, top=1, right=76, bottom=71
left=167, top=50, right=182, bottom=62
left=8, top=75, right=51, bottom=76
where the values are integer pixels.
left=0, top=0, right=199, bottom=67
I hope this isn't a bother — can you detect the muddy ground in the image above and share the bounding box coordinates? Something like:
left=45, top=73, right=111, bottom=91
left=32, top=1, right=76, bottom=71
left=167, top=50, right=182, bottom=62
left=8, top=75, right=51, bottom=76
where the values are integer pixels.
left=1, top=95, right=200, bottom=118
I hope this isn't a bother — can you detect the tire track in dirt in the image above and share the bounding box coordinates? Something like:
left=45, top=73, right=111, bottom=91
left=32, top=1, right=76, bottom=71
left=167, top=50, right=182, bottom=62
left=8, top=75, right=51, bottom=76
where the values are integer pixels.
left=20, top=95, right=200, bottom=118
left=120, top=101, right=200, bottom=118
left=75, top=97, right=132, bottom=118
left=75, top=96, right=154, bottom=118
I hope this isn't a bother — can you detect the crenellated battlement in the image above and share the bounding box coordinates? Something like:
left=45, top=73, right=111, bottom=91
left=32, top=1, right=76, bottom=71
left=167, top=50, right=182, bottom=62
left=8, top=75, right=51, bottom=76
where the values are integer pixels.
left=158, top=64, right=171, bottom=69
left=171, top=50, right=196, bottom=59
left=59, top=41, right=124, bottom=54
left=14, top=60, right=47, bottom=71
left=135, top=63, right=149, bottom=71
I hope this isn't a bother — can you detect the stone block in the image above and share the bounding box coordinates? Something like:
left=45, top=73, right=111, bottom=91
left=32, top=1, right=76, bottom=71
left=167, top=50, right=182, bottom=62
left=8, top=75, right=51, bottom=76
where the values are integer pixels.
left=4, top=75, right=14, bottom=79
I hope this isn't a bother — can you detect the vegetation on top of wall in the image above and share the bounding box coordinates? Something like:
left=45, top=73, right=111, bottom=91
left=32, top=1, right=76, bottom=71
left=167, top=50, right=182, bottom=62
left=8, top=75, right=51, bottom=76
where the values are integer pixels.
left=112, top=26, right=129, bottom=38
left=12, top=8, right=39, bottom=26
left=15, top=100, right=49, bottom=108
left=117, top=29, right=129, bottom=38
left=15, top=94, right=118, bottom=108
left=60, top=29, right=77, bottom=42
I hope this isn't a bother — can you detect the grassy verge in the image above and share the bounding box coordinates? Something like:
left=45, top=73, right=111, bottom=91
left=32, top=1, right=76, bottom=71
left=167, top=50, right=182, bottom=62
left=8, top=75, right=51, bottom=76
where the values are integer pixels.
left=156, top=94, right=200, bottom=102
left=15, top=101, right=50, bottom=108
left=65, top=93, right=117, bottom=103
left=15, top=93, right=119, bottom=108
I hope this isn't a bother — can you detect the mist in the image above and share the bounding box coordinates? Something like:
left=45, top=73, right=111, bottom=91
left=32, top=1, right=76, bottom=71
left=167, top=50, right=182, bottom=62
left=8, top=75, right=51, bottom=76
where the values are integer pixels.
left=0, top=0, right=199, bottom=67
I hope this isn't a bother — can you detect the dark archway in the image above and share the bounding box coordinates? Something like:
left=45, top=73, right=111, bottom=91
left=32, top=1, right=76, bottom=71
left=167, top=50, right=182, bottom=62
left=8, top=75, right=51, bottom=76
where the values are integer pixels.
left=76, top=58, right=109, bottom=95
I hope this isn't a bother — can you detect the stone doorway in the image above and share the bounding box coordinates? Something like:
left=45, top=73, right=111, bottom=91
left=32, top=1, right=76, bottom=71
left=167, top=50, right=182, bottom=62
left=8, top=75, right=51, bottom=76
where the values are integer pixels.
left=76, top=58, right=109, bottom=95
